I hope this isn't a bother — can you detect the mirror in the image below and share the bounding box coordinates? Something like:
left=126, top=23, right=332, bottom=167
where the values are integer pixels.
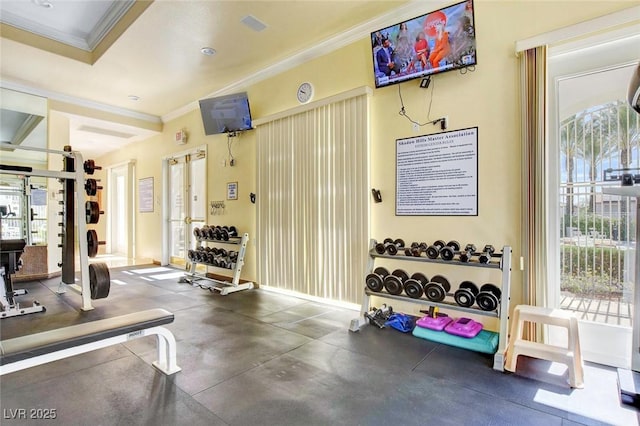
left=0, top=87, right=48, bottom=166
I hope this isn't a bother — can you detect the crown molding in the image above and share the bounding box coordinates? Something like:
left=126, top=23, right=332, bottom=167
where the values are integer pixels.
left=0, top=80, right=162, bottom=124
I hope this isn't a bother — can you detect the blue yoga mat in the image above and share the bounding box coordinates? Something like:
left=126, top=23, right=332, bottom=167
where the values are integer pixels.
left=412, top=326, right=499, bottom=354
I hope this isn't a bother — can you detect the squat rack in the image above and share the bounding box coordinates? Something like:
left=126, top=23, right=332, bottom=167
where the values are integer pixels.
left=0, top=144, right=101, bottom=311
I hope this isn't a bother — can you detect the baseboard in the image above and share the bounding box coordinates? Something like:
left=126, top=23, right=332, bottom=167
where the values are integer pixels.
left=13, top=270, right=61, bottom=283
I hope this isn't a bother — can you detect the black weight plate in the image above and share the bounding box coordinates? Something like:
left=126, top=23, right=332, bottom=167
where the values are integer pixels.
left=87, top=229, right=99, bottom=258
left=207, top=253, right=215, bottom=264
left=411, top=272, right=429, bottom=285
left=459, top=280, right=479, bottom=296
left=424, top=282, right=446, bottom=302
left=85, top=179, right=98, bottom=196
left=85, top=201, right=101, bottom=224
left=404, top=247, right=413, bottom=256
left=373, top=267, right=389, bottom=277
left=220, top=229, right=229, bottom=241
left=387, top=244, right=398, bottom=255
left=411, top=247, right=422, bottom=257
left=187, top=250, right=195, bottom=261
left=383, top=238, right=394, bottom=244
left=383, top=275, right=403, bottom=295
left=440, top=247, right=455, bottom=261
left=411, top=242, right=419, bottom=248
left=403, top=279, right=423, bottom=299
left=393, top=238, right=405, bottom=247
left=375, top=243, right=386, bottom=255
left=392, top=269, right=409, bottom=282
left=431, top=275, right=451, bottom=293
left=366, top=273, right=384, bottom=292
left=89, top=262, right=110, bottom=299
left=454, top=288, right=475, bottom=307
left=193, top=228, right=201, bottom=238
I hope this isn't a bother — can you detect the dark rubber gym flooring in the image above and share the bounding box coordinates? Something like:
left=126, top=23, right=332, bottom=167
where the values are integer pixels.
left=1, top=264, right=638, bottom=425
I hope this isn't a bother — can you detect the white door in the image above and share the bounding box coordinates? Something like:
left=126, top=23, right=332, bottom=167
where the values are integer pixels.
left=108, top=162, right=134, bottom=258
left=166, top=150, right=206, bottom=266
left=549, top=33, right=639, bottom=368
left=110, top=165, right=127, bottom=255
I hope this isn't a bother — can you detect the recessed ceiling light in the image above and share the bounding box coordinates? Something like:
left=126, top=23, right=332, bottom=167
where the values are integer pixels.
left=128, top=95, right=140, bottom=101
left=200, top=47, right=216, bottom=56
left=33, top=0, right=53, bottom=8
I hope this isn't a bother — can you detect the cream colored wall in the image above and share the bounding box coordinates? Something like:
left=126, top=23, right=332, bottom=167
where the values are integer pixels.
left=94, top=107, right=259, bottom=280
left=95, top=1, right=632, bottom=315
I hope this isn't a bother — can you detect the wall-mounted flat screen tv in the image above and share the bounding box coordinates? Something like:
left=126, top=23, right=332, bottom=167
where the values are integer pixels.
left=371, top=0, right=477, bottom=88
left=199, top=92, right=253, bottom=135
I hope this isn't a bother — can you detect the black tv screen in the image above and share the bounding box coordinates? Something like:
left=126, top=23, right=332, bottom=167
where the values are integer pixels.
left=371, top=0, right=477, bottom=88
left=199, top=92, right=253, bottom=135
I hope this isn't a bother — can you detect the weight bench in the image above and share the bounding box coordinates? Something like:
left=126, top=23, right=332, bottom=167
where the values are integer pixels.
left=0, top=308, right=181, bottom=376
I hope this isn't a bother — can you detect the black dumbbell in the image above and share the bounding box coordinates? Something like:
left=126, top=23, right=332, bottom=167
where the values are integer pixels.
left=365, top=304, right=393, bottom=329
left=375, top=238, right=405, bottom=255
left=223, top=226, right=238, bottom=238
left=403, top=272, right=428, bottom=299
left=458, top=244, right=476, bottom=263
left=425, top=240, right=445, bottom=259
left=365, top=267, right=389, bottom=292
left=193, top=227, right=202, bottom=239
left=454, top=281, right=479, bottom=308
left=405, top=242, right=428, bottom=257
left=187, top=249, right=196, bottom=261
left=476, top=284, right=501, bottom=311
left=478, top=245, right=495, bottom=264
left=383, top=269, right=408, bottom=295
left=424, top=275, right=451, bottom=302
left=439, top=240, right=460, bottom=261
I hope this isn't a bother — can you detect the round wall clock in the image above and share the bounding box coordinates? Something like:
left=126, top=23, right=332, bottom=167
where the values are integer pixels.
left=296, top=82, right=314, bottom=104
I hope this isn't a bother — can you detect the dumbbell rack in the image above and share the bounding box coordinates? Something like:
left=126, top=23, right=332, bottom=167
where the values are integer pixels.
left=182, top=232, right=254, bottom=295
left=350, top=239, right=512, bottom=372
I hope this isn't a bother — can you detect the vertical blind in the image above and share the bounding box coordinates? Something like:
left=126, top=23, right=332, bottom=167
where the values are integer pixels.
left=521, top=45, right=547, bottom=340
left=256, top=93, right=369, bottom=304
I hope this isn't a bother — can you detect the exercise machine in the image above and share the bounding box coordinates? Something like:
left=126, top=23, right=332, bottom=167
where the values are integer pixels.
left=0, top=238, right=45, bottom=318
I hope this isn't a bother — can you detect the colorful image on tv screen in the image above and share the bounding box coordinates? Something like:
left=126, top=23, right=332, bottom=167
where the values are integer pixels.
left=372, top=0, right=476, bottom=88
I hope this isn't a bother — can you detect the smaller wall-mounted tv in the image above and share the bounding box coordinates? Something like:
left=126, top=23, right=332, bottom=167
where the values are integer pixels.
left=199, top=92, right=253, bottom=135
left=371, top=0, right=477, bottom=88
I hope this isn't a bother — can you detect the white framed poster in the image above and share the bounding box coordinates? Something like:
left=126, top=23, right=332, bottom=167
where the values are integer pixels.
left=138, top=177, right=154, bottom=213
left=396, top=127, right=478, bottom=216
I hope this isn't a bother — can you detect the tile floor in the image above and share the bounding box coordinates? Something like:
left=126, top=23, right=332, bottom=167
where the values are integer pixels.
left=1, top=264, right=639, bottom=425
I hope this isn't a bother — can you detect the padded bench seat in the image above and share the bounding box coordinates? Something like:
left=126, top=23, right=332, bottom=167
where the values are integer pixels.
left=0, top=308, right=180, bottom=375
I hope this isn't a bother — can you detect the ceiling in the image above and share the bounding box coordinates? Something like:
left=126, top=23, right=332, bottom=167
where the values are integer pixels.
left=0, top=0, right=418, bottom=160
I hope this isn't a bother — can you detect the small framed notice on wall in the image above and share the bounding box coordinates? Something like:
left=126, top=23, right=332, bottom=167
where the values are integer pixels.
left=227, top=182, right=238, bottom=200
left=138, top=177, right=154, bottom=213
